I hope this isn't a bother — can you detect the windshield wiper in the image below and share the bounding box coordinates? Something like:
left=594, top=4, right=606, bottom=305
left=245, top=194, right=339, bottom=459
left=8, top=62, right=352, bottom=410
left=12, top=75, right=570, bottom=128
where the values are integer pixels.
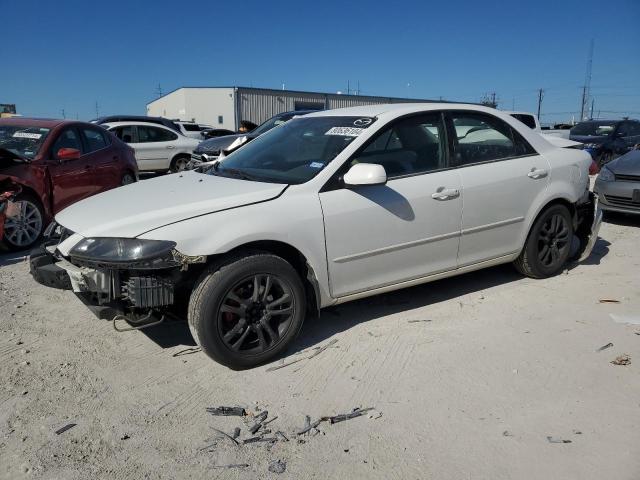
left=218, top=167, right=260, bottom=182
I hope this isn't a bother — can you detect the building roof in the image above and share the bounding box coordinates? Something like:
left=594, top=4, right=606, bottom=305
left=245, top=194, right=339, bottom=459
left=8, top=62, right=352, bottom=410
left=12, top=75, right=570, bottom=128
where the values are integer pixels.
left=146, top=86, right=445, bottom=106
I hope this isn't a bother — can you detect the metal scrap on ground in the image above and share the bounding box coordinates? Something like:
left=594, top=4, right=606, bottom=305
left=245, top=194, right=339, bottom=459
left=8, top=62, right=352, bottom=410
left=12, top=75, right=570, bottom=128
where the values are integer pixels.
left=54, top=423, right=76, bottom=435
left=547, top=436, right=572, bottom=444
left=212, top=464, right=249, bottom=469
left=611, top=354, right=631, bottom=366
left=599, top=299, right=620, bottom=304
left=206, top=406, right=246, bottom=417
left=596, top=342, right=613, bottom=352
left=266, top=339, right=338, bottom=372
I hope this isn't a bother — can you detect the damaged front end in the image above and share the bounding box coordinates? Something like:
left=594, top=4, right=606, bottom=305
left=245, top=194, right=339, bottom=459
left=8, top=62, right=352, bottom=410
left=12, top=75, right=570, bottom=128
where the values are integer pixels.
left=573, top=191, right=603, bottom=262
left=30, top=226, right=206, bottom=325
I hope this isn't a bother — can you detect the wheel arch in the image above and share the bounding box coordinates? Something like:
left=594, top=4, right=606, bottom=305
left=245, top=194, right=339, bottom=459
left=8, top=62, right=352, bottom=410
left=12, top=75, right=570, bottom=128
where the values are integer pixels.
left=170, top=152, right=191, bottom=170
left=519, top=195, right=577, bottom=253
left=208, top=240, right=323, bottom=317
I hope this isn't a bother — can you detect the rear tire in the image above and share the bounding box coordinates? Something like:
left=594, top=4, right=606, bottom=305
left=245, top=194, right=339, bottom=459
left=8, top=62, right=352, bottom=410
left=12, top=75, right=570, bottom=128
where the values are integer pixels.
left=514, top=204, right=573, bottom=278
left=170, top=155, right=190, bottom=173
left=2, top=193, right=44, bottom=251
left=121, top=172, right=136, bottom=186
left=188, top=252, right=306, bottom=369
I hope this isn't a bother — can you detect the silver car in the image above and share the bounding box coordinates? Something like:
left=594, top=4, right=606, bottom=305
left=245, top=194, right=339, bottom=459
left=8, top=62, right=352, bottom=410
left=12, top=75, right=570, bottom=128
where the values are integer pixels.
left=593, top=149, right=640, bottom=215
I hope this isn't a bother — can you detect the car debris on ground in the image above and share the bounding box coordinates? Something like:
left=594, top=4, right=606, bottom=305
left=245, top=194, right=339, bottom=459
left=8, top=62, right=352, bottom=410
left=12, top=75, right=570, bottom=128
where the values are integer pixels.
left=547, top=436, right=572, bottom=444
left=596, top=342, right=613, bottom=352
left=54, top=423, right=76, bottom=435
left=611, top=354, right=631, bottom=366
left=206, top=406, right=246, bottom=417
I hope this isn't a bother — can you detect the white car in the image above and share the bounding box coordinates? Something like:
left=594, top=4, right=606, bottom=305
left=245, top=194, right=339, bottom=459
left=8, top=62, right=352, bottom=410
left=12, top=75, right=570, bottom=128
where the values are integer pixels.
left=104, top=121, right=200, bottom=172
left=175, top=121, right=213, bottom=140
left=30, top=103, right=601, bottom=369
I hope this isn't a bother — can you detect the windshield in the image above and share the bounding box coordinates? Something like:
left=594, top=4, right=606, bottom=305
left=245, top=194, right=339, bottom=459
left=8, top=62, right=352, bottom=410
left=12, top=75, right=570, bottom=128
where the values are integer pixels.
left=249, top=114, right=295, bottom=137
left=571, top=121, right=617, bottom=136
left=0, top=125, right=51, bottom=160
left=209, top=116, right=376, bottom=184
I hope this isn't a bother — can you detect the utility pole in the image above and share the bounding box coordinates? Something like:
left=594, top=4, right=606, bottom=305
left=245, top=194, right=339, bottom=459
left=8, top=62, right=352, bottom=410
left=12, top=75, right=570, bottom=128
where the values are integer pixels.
left=536, top=89, right=544, bottom=120
left=94, top=101, right=100, bottom=118
left=347, top=80, right=350, bottom=95
left=579, top=86, right=587, bottom=121
left=155, top=83, right=163, bottom=98
left=590, top=98, right=595, bottom=119
left=580, top=39, right=594, bottom=120
left=61, top=108, right=66, bottom=119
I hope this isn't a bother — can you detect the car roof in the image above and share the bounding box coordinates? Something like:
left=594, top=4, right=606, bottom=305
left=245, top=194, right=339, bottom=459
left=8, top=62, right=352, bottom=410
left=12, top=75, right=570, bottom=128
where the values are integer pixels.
left=0, top=117, right=72, bottom=128
left=304, top=103, right=500, bottom=119
left=101, top=121, right=176, bottom=129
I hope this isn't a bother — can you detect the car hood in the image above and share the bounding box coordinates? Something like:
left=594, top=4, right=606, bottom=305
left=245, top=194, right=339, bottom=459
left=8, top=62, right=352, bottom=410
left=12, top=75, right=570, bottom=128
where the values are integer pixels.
left=606, top=150, right=640, bottom=176
left=55, top=171, right=287, bottom=238
left=197, top=134, right=256, bottom=153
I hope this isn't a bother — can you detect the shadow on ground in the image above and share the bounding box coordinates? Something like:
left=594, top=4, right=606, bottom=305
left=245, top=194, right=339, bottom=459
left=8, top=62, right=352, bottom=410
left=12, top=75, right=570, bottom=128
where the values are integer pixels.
left=71, top=239, right=612, bottom=363
left=0, top=250, right=29, bottom=267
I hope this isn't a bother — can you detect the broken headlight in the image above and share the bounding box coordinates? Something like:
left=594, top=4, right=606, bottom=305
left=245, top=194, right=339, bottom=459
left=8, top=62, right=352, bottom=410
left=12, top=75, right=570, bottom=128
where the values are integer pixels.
left=69, top=238, right=179, bottom=269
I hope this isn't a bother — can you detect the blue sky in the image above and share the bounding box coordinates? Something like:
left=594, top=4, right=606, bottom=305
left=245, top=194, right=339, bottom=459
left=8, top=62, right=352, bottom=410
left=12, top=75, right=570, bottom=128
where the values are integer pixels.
left=1, top=0, right=639, bottom=124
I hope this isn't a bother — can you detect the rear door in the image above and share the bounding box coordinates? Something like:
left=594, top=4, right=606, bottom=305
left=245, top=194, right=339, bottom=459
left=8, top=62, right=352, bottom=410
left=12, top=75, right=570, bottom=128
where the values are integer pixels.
left=319, top=113, right=463, bottom=298
left=47, top=127, right=97, bottom=213
left=445, top=111, right=550, bottom=266
left=133, top=125, right=179, bottom=171
left=79, top=126, right=121, bottom=191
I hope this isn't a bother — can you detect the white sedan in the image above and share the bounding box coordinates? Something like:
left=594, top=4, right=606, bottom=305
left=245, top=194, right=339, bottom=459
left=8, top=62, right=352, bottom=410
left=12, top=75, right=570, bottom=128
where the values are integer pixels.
left=31, top=103, right=601, bottom=369
left=104, top=121, right=200, bottom=172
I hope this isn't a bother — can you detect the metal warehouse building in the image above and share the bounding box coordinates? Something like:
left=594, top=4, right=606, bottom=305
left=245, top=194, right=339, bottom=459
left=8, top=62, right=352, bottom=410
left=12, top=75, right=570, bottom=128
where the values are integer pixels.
left=146, top=87, right=439, bottom=131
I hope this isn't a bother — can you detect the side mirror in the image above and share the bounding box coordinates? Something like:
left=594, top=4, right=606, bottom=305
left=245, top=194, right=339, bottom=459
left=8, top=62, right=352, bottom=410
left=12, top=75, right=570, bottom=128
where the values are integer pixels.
left=57, top=148, right=81, bottom=161
left=343, top=163, right=387, bottom=187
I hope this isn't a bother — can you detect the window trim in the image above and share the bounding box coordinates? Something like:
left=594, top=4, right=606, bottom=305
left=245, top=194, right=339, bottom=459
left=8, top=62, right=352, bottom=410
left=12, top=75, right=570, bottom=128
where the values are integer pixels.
left=136, top=124, right=178, bottom=143
left=50, top=127, right=84, bottom=159
left=79, top=126, right=111, bottom=155
left=444, top=110, right=539, bottom=169
left=320, top=111, right=452, bottom=192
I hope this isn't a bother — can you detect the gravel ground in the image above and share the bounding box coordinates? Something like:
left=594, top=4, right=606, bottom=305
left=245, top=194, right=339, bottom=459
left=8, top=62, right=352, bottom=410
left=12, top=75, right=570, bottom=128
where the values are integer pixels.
left=0, top=215, right=639, bottom=480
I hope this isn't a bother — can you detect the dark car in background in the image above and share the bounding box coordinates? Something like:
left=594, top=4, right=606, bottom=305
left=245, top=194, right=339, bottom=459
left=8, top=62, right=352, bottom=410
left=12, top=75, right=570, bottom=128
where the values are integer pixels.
left=593, top=149, right=640, bottom=215
left=201, top=128, right=236, bottom=140
left=189, top=110, right=318, bottom=168
left=570, top=119, right=640, bottom=166
left=0, top=118, right=138, bottom=250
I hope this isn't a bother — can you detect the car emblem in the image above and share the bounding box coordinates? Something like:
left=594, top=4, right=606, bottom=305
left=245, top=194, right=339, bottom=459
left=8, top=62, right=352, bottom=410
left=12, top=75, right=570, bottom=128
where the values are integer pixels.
left=353, top=118, right=372, bottom=127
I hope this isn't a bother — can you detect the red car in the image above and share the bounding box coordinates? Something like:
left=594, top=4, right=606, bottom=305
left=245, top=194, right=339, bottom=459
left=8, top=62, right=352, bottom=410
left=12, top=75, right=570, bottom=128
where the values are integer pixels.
left=0, top=118, right=138, bottom=250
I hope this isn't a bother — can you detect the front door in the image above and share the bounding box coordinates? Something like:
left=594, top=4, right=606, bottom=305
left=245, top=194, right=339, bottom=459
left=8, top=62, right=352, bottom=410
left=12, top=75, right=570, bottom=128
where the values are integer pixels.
left=133, top=125, right=178, bottom=171
left=319, top=113, right=463, bottom=298
left=47, top=127, right=97, bottom=213
left=446, top=111, right=550, bottom=266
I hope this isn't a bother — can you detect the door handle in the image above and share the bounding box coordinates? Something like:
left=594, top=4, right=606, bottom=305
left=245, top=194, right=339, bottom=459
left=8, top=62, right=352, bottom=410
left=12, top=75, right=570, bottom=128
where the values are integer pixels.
left=166, top=145, right=175, bottom=149
left=431, top=188, right=460, bottom=200
left=527, top=168, right=548, bottom=179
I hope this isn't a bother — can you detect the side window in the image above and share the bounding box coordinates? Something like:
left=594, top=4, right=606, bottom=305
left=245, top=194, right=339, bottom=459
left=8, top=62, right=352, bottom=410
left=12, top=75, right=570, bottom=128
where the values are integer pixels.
left=353, top=114, right=447, bottom=178
left=112, top=126, right=135, bottom=143
left=138, top=126, right=177, bottom=143
left=510, top=113, right=537, bottom=130
left=627, top=122, right=640, bottom=137
left=81, top=128, right=108, bottom=153
left=52, top=128, right=83, bottom=158
left=617, top=122, right=640, bottom=138
left=450, top=112, right=534, bottom=166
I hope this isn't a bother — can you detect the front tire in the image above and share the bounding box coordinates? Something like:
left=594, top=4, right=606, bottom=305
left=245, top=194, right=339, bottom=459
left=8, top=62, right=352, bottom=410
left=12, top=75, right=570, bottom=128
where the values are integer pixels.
left=514, top=204, right=573, bottom=278
left=170, top=155, right=190, bottom=173
left=188, top=252, right=306, bottom=369
left=2, top=194, right=44, bottom=251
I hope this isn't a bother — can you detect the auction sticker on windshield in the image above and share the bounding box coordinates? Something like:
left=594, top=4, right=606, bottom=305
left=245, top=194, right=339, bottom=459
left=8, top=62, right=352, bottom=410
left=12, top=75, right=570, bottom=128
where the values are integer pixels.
left=325, top=127, right=364, bottom=137
left=13, top=132, right=42, bottom=139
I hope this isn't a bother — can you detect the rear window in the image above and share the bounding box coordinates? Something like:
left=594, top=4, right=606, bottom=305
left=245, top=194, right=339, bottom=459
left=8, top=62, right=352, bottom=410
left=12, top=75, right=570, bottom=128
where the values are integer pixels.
left=510, top=114, right=537, bottom=130
left=182, top=123, right=201, bottom=131
left=571, top=121, right=617, bottom=136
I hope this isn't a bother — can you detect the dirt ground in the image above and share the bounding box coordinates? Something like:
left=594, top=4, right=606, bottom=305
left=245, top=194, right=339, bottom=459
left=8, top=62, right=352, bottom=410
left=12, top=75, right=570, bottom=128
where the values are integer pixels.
left=1, top=214, right=639, bottom=480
